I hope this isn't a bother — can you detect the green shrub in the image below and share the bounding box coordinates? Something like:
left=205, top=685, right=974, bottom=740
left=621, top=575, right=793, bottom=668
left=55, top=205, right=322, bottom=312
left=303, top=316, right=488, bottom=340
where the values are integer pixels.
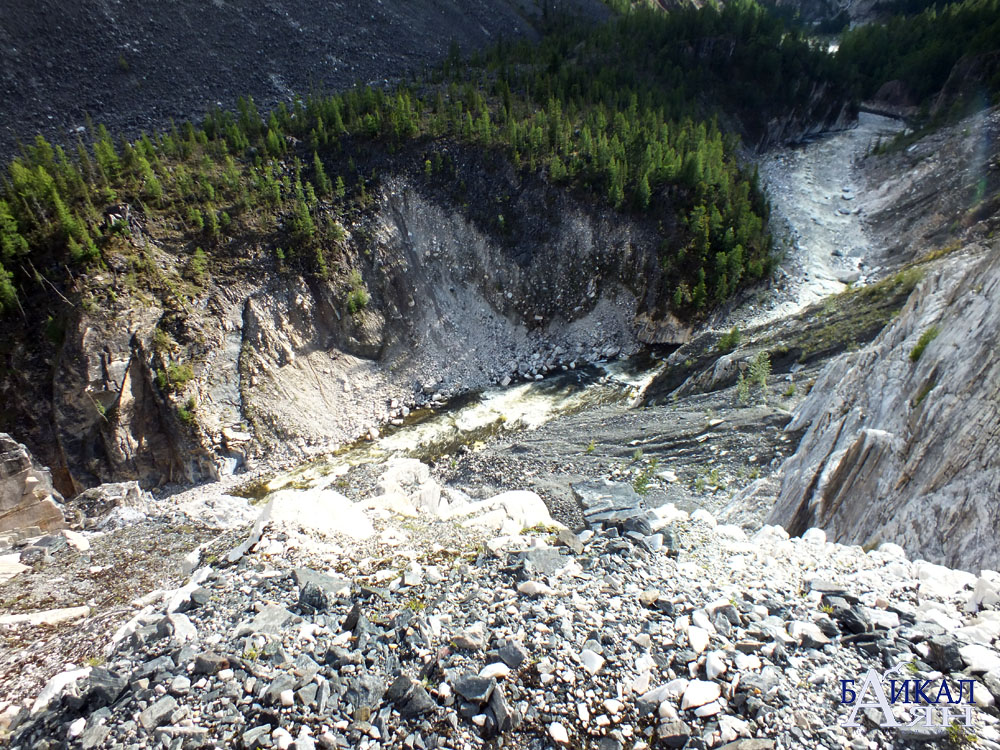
left=347, top=287, right=369, bottom=314
left=910, top=325, right=940, bottom=362
left=346, top=269, right=369, bottom=314
left=157, top=362, right=195, bottom=393
left=749, top=350, right=771, bottom=389
left=186, top=247, right=208, bottom=283
left=717, top=326, right=741, bottom=353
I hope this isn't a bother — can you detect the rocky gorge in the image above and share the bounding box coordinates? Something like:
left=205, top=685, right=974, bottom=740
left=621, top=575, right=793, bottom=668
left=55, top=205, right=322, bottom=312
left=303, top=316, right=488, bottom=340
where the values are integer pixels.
left=0, top=98, right=997, bottom=746
left=1, top=2, right=1000, bottom=748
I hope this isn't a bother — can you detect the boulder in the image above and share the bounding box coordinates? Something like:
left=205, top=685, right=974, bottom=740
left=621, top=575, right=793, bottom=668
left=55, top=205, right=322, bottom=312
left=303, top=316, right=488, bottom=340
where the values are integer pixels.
left=64, top=480, right=151, bottom=529
left=0, top=433, right=65, bottom=534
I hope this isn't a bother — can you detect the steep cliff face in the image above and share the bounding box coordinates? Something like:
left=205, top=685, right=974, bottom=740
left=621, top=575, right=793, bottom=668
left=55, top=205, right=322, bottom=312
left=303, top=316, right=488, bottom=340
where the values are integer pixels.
left=768, top=242, right=1000, bottom=570
left=2, top=163, right=689, bottom=495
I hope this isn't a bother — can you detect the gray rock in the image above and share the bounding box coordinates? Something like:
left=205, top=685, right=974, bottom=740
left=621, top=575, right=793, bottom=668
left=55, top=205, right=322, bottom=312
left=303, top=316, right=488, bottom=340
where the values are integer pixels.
left=85, top=668, right=128, bottom=707
left=138, top=695, right=178, bottom=731
left=399, top=684, right=436, bottom=717
left=238, top=603, right=295, bottom=635
left=768, top=249, right=1000, bottom=570
left=18, top=546, right=48, bottom=565
left=453, top=674, right=495, bottom=704
left=133, top=655, right=175, bottom=681
left=514, top=547, right=568, bottom=577
left=68, top=480, right=148, bottom=529
left=927, top=635, right=964, bottom=673
left=294, top=567, right=350, bottom=612
left=498, top=639, right=529, bottom=669
left=488, top=685, right=516, bottom=732
left=898, top=725, right=949, bottom=742
left=242, top=724, right=272, bottom=750
left=169, top=676, right=191, bottom=695
left=657, top=720, right=692, bottom=747
left=265, top=675, right=296, bottom=705
left=296, top=683, right=318, bottom=707
left=556, top=528, right=584, bottom=555
left=80, top=723, right=111, bottom=750
left=344, top=675, right=385, bottom=710
left=193, top=652, right=229, bottom=675
left=573, top=480, right=644, bottom=529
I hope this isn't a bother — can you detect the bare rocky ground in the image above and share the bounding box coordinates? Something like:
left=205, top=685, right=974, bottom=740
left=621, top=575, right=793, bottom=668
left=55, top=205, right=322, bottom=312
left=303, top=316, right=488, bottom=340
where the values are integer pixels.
left=5, top=460, right=1000, bottom=750
left=0, top=0, right=607, bottom=160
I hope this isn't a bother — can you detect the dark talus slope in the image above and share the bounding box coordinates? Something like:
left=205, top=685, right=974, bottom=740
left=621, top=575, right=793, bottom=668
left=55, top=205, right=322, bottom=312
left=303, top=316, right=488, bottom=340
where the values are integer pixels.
left=0, top=0, right=608, bottom=159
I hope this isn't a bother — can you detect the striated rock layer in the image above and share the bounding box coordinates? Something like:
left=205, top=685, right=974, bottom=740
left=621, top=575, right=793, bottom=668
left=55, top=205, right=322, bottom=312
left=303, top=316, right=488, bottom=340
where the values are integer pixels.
left=0, top=433, right=65, bottom=536
left=769, top=243, right=1000, bottom=570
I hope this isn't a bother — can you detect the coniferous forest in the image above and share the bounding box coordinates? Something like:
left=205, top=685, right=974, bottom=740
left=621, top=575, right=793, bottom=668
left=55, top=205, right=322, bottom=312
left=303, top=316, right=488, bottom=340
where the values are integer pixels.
left=836, top=0, right=1000, bottom=109
left=2, top=0, right=997, bottom=332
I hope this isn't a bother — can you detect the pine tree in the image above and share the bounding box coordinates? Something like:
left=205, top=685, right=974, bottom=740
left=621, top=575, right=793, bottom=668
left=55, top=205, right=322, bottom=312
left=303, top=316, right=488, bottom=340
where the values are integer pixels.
left=0, top=200, right=28, bottom=260
left=636, top=171, right=651, bottom=210
left=312, top=152, right=332, bottom=196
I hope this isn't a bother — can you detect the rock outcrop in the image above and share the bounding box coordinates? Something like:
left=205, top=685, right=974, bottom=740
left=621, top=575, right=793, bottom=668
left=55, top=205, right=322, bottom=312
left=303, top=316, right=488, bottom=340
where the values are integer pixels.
left=0, top=433, right=65, bottom=536
left=769, top=243, right=1000, bottom=570
left=0, top=156, right=687, bottom=496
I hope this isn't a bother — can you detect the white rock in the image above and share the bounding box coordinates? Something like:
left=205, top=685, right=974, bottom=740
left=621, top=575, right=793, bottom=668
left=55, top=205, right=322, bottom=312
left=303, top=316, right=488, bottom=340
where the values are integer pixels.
left=31, top=668, right=91, bottom=713
left=719, top=715, right=750, bottom=743
left=787, top=620, right=831, bottom=647
left=876, top=542, right=907, bottom=560
left=641, top=678, right=688, bottom=705
left=0, top=606, right=90, bottom=628
left=580, top=649, right=605, bottom=676
left=549, top=721, right=570, bottom=744
left=67, top=717, right=86, bottom=739
left=403, top=562, right=423, bottom=586
left=691, top=509, right=717, bottom=527
left=681, top=680, right=722, bottom=710
left=734, top=653, right=762, bottom=671
left=691, top=610, right=715, bottom=632
left=273, top=727, right=293, bottom=750
left=694, top=700, right=722, bottom=717
left=864, top=608, right=900, bottom=630
left=687, top=626, right=710, bottom=654
left=479, top=663, right=511, bottom=680
left=658, top=700, right=678, bottom=720
left=631, top=672, right=651, bottom=694
left=706, top=652, right=727, bottom=680
left=603, top=698, right=623, bottom=714
left=801, top=527, right=826, bottom=545
left=280, top=689, right=294, bottom=707
left=960, top=644, right=1000, bottom=673
left=518, top=580, right=553, bottom=597
left=61, top=529, right=90, bottom=552
left=269, top=489, right=374, bottom=540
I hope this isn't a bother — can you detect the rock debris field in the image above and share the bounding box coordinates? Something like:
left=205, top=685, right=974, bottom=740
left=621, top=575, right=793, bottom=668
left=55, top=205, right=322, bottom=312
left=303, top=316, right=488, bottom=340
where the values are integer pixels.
left=3, top=459, right=1000, bottom=749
